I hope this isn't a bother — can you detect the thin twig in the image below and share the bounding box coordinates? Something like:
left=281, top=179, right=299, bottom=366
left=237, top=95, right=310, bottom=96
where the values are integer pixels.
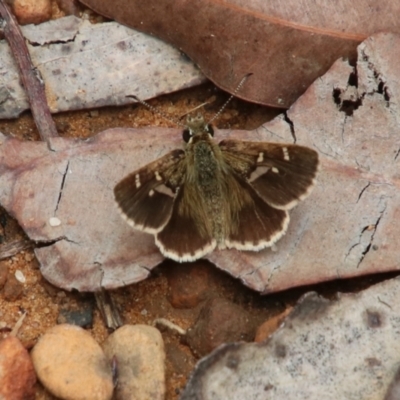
left=0, top=239, right=32, bottom=260
left=0, top=1, right=58, bottom=142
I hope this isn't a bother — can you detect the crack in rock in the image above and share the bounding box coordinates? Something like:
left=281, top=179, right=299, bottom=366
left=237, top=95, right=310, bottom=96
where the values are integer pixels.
left=55, top=161, right=69, bottom=214
left=356, top=205, right=385, bottom=269
left=283, top=112, right=296, bottom=143
left=35, top=235, right=79, bottom=247
left=357, top=182, right=371, bottom=203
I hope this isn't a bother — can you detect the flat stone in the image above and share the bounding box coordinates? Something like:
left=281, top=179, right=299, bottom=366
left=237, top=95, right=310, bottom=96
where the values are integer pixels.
left=102, top=324, right=165, bottom=400
left=0, top=335, right=36, bottom=400
left=31, top=324, right=113, bottom=400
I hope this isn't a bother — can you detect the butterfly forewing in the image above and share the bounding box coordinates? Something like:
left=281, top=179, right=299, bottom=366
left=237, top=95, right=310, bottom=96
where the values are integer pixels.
left=224, top=176, right=289, bottom=250
left=114, top=149, right=185, bottom=234
left=219, top=140, right=319, bottom=210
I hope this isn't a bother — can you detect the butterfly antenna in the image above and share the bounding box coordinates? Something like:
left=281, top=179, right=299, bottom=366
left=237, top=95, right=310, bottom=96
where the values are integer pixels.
left=179, top=101, right=212, bottom=120
left=207, top=73, right=252, bottom=125
left=128, top=95, right=185, bottom=128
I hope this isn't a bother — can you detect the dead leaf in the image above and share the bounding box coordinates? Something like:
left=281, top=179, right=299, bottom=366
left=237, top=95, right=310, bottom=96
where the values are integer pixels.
left=0, top=32, right=399, bottom=292
left=181, top=277, right=400, bottom=399
left=80, top=0, right=400, bottom=107
left=0, top=16, right=205, bottom=119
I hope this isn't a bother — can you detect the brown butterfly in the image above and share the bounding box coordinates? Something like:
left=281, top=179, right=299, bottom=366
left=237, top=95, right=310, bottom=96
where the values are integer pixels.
left=114, top=114, right=319, bottom=262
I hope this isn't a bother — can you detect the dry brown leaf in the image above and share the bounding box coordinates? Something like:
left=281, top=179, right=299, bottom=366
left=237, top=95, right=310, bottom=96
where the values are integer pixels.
left=80, top=0, right=400, bottom=107
left=0, top=32, right=399, bottom=292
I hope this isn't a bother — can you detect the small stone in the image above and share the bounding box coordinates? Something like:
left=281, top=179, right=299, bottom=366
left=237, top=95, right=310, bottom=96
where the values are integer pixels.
left=254, top=308, right=292, bottom=343
left=31, top=324, right=113, bottom=400
left=102, top=325, right=166, bottom=400
left=0, top=336, right=36, bottom=400
left=0, top=261, right=8, bottom=289
left=56, top=0, right=80, bottom=16
left=57, top=303, right=94, bottom=328
left=186, top=297, right=258, bottom=357
left=15, top=270, right=26, bottom=283
left=11, top=0, right=52, bottom=25
left=24, top=253, right=35, bottom=262
left=49, top=217, right=61, bottom=227
left=166, top=260, right=217, bottom=308
left=165, top=342, right=196, bottom=376
left=3, top=273, right=23, bottom=301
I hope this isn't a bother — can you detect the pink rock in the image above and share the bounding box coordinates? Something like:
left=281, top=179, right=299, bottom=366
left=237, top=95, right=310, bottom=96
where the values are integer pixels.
left=11, top=0, right=52, bottom=25
left=0, top=335, right=36, bottom=400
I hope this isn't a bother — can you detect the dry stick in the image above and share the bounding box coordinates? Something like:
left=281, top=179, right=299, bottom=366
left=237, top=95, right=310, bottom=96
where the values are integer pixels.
left=0, top=239, right=32, bottom=260
left=0, top=1, right=58, bottom=142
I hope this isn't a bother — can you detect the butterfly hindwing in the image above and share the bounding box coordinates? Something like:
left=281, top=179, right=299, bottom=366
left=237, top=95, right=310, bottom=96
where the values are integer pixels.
left=219, top=140, right=319, bottom=210
left=155, top=185, right=216, bottom=262
left=114, top=149, right=185, bottom=234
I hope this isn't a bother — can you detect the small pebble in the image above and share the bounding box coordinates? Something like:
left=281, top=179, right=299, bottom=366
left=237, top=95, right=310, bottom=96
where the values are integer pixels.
left=0, top=335, right=36, bottom=400
left=166, top=260, right=217, bottom=308
left=11, top=0, right=52, bottom=25
left=24, top=253, right=35, bottom=262
left=102, top=324, right=166, bottom=400
left=49, top=217, right=61, bottom=227
left=31, top=324, right=113, bottom=400
left=3, top=273, right=23, bottom=301
left=165, top=342, right=196, bottom=376
left=186, top=297, right=258, bottom=356
left=15, top=270, right=26, bottom=283
left=56, top=0, right=80, bottom=16
left=57, top=303, right=94, bottom=328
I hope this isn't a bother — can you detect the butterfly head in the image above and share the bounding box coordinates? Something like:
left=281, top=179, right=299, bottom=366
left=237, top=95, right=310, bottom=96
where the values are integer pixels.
left=182, top=113, right=214, bottom=144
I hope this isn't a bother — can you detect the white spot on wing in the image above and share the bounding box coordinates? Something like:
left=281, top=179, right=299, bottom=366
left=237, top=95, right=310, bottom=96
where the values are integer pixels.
left=155, top=171, right=162, bottom=181
left=135, top=174, right=141, bottom=188
left=272, top=167, right=279, bottom=173
left=149, top=189, right=155, bottom=197
left=155, top=184, right=175, bottom=198
left=283, top=147, right=290, bottom=161
left=249, top=166, right=269, bottom=182
left=257, top=152, right=264, bottom=163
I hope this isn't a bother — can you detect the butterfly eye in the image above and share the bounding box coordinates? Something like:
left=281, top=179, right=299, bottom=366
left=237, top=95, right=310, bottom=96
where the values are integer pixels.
left=206, top=124, right=214, bottom=137
left=182, top=128, right=192, bottom=143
